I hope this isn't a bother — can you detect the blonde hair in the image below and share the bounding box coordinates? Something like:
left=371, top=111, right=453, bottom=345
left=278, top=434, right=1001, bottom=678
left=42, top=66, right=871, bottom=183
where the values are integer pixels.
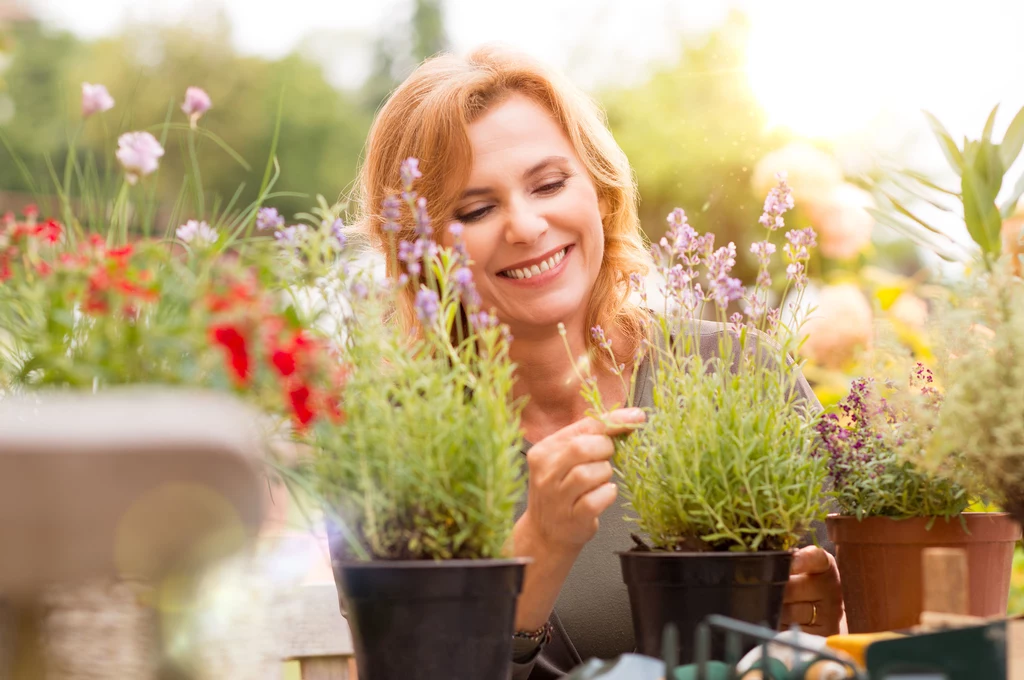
left=354, top=44, right=651, bottom=364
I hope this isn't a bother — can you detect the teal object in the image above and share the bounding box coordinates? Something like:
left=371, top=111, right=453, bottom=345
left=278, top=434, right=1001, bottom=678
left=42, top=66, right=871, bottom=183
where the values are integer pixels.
left=670, top=660, right=732, bottom=679
left=563, top=654, right=665, bottom=679
left=866, top=621, right=1007, bottom=680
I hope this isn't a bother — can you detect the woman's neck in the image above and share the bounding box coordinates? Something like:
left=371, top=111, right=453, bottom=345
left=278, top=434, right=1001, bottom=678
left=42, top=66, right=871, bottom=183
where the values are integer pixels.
left=510, top=321, right=631, bottom=444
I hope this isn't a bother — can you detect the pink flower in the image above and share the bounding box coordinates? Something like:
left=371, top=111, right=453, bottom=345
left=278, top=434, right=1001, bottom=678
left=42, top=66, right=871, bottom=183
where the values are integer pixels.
left=81, top=83, right=114, bottom=118
left=116, top=131, right=165, bottom=184
left=800, top=283, right=873, bottom=370
left=182, top=86, right=212, bottom=128
left=806, top=183, right=874, bottom=260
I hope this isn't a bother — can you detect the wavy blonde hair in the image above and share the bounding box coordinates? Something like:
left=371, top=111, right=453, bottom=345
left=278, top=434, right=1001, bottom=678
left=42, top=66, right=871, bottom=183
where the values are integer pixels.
left=354, top=44, right=651, bottom=364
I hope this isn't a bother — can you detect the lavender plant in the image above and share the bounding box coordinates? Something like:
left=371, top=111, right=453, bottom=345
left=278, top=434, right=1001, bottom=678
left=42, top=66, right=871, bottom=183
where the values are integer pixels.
left=567, top=175, right=828, bottom=552
left=816, top=366, right=975, bottom=520
left=303, top=160, right=525, bottom=561
left=933, top=272, right=1024, bottom=519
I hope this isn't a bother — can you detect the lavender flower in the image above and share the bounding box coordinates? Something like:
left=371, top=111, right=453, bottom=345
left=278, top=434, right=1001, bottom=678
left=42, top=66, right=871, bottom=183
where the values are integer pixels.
left=785, top=262, right=807, bottom=287
left=382, top=195, right=403, bottom=233
left=331, top=218, right=346, bottom=248
left=750, top=241, right=776, bottom=288
left=115, top=131, right=165, bottom=184
left=400, top=157, right=423, bottom=191
left=784, top=227, right=818, bottom=262
left=414, top=196, right=432, bottom=236
left=470, top=311, right=498, bottom=330
left=705, top=243, right=737, bottom=282
left=81, top=83, right=114, bottom=118
left=709, top=275, right=744, bottom=309
left=274, top=224, right=308, bottom=245
left=175, top=219, right=218, bottom=246
left=448, top=222, right=464, bottom=238
left=759, top=172, right=795, bottom=231
left=182, top=86, right=212, bottom=128
left=414, top=288, right=440, bottom=326
left=591, top=325, right=613, bottom=352
left=256, top=207, right=285, bottom=232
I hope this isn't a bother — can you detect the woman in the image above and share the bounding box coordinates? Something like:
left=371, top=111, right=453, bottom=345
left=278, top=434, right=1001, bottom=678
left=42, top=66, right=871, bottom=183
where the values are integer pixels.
left=354, top=45, right=843, bottom=678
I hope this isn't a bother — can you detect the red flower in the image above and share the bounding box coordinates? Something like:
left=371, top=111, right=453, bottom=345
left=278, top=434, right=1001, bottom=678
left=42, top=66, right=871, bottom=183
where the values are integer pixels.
left=22, top=204, right=38, bottom=219
left=288, top=385, right=315, bottom=427
left=36, top=261, right=52, bottom=277
left=211, top=324, right=250, bottom=384
left=271, top=348, right=296, bottom=377
left=2, top=211, right=14, bottom=225
left=83, top=269, right=111, bottom=314
left=35, top=219, right=63, bottom=244
left=0, top=257, right=10, bottom=283
left=107, top=245, right=133, bottom=261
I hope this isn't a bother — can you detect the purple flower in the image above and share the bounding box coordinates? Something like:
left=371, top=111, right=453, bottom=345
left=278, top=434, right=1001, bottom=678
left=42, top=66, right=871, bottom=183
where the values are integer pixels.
left=274, top=224, right=308, bottom=245
left=256, top=207, right=285, bottom=232
left=351, top=281, right=368, bottom=299
left=331, top=218, right=346, bottom=247
left=705, top=243, right=737, bottom=282
left=591, top=325, right=613, bottom=352
left=116, top=131, right=165, bottom=184
left=709, top=275, right=744, bottom=309
left=81, top=82, right=114, bottom=118
left=453, top=267, right=474, bottom=287
left=785, top=262, right=807, bottom=287
left=400, top=157, right=423, bottom=190
left=382, top=195, right=403, bottom=233
left=470, top=311, right=498, bottom=330
left=448, top=222, right=464, bottom=238
left=414, top=288, right=440, bottom=326
left=750, top=241, right=776, bottom=265
left=414, top=196, right=431, bottom=236
left=175, top=219, right=218, bottom=246
left=759, top=172, right=795, bottom=231
left=182, top=86, right=212, bottom=128
left=784, top=227, right=818, bottom=262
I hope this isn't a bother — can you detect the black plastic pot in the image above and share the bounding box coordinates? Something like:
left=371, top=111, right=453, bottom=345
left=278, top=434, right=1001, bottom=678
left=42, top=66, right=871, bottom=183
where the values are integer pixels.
left=330, top=555, right=528, bottom=680
left=619, top=550, right=792, bottom=664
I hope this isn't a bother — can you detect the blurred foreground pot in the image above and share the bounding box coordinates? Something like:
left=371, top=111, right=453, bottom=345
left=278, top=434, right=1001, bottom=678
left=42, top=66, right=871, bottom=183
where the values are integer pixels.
left=0, top=389, right=266, bottom=679
left=827, top=513, right=1021, bottom=633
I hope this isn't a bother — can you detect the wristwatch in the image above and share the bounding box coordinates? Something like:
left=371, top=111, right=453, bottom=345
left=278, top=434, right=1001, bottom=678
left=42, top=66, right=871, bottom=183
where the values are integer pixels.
left=511, top=621, right=553, bottom=663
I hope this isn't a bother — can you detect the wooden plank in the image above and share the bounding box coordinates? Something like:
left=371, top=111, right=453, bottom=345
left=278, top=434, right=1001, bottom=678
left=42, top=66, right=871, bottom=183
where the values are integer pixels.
left=922, top=547, right=969, bottom=615
left=277, top=583, right=354, bottom=659
left=299, top=656, right=351, bottom=680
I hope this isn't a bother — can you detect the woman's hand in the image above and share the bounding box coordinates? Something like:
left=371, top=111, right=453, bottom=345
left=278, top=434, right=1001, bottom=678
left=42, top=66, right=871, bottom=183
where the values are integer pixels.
left=511, top=407, right=645, bottom=632
left=780, top=546, right=845, bottom=636
left=520, top=407, right=646, bottom=551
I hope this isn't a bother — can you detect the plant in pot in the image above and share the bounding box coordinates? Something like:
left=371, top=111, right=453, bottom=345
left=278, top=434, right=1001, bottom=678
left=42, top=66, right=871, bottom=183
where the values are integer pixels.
left=929, top=269, right=1024, bottom=559
left=816, top=364, right=1019, bottom=633
left=298, top=161, right=527, bottom=679
left=566, top=175, right=829, bottom=663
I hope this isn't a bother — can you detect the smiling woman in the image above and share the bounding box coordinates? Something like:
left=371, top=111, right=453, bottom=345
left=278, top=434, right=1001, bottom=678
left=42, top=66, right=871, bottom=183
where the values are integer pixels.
left=351, top=45, right=843, bottom=678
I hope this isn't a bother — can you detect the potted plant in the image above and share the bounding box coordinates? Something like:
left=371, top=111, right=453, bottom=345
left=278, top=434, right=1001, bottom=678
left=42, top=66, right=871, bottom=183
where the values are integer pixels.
left=297, top=161, right=528, bottom=679
left=930, top=270, right=1024, bottom=543
left=567, top=175, right=829, bottom=663
left=817, top=365, right=1019, bottom=633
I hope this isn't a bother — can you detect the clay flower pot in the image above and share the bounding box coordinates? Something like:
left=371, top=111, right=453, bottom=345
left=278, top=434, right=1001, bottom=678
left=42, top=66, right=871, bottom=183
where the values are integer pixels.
left=827, top=512, right=1021, bottom=633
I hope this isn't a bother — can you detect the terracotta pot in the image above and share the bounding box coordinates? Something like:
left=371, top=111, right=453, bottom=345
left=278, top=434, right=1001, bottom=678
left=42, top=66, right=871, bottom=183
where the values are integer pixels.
left=827, top=513, right=1021, bottom=633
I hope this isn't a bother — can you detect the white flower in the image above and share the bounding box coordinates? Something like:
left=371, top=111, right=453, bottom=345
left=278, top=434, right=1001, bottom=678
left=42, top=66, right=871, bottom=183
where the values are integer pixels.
left=176, top=220, right=219, bottom=246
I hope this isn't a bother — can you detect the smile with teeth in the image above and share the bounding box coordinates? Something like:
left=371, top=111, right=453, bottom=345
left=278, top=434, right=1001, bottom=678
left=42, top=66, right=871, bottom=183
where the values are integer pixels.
left=498, top=246, right=569, bottom=280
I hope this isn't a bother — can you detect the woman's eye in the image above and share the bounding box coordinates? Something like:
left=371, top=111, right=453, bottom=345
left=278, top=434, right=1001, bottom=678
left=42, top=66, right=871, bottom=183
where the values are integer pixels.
left=456, top=206, right=492, bottom=223
left=536, top=179, right=567, bottom=195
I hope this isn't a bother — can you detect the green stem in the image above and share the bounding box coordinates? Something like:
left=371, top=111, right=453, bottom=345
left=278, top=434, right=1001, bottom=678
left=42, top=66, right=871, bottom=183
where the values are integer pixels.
left=187, top=127, right=205, bottom=219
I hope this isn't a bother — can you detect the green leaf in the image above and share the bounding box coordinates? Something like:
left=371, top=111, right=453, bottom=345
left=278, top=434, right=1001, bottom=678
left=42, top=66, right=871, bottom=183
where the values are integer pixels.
left=865, top=207, right=970, bottom=263
left=880, top=190, right=951, bottom=236
left=1000, top=105, right=1024, bottom=170
left=961, top=165, right=1002, bottom=256
left=923, top=110, right=964, bottom=175
left=1001, top=172, right=1024, bottom=218
left=982, top=104, right=1000, bottom=143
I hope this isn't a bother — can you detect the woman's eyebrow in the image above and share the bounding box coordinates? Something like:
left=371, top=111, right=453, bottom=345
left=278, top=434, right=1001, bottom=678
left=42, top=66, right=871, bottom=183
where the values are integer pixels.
left=459, top=156, right=570, bottom=200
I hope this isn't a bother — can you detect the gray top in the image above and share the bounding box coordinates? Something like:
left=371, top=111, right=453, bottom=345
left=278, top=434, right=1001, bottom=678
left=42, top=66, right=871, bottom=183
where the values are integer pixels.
left=511, top=322, right=823, bottom=679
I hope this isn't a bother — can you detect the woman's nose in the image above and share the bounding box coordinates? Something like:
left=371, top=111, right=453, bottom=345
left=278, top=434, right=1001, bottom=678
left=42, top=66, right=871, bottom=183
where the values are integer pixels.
left=503, top=197, right=547, bottom=245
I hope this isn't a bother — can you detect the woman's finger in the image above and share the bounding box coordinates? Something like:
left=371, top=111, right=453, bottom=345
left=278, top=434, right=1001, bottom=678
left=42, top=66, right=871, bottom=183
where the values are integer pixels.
left=791, top=546, right=832, bottom=575
left=561, top=460, right=614, bottom=497
left=783, top=572, right=826, bottom=603
left=571, top=482, right=618, bottom=520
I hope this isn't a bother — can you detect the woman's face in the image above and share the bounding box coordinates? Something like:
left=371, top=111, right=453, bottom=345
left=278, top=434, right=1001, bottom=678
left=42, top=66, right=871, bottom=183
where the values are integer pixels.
left=444, top=94, right=605, bottom=337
